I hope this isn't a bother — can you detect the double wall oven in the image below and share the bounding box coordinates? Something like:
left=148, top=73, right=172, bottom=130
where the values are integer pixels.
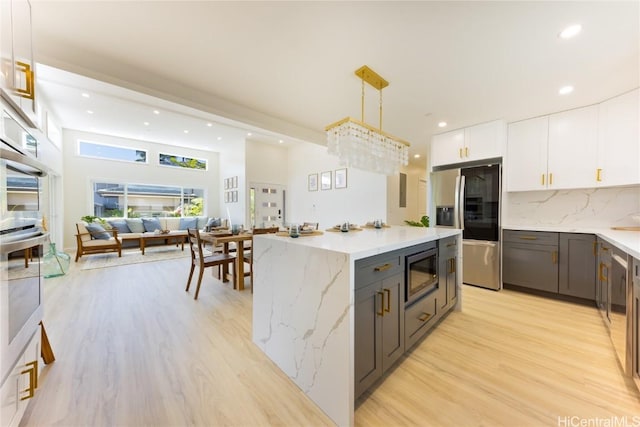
left=1, top=112, right=48, bottom=384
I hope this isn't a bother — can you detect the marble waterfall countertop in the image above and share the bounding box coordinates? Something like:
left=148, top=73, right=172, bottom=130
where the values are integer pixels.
left=255, top=225, right=461, bottom=259
left=502, top=225, right=640, bottom=259
left=251, top=226, right=462, bottom=426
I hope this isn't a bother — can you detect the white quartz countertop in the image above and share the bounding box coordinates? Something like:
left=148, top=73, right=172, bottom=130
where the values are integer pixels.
left=503, top=225, right=640, bottom=260
left=256, top=226, right=461, bottom=260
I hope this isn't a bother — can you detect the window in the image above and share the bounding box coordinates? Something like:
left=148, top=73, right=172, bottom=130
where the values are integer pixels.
left=79, top=140, right=147, bottom=163
left=159, top=153, right=207, bottom=170
left=92, top=182, right=204, bottom=218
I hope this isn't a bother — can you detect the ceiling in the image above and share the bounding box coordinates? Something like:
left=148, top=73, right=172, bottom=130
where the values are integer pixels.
left=31, top=1, right=639, bottom=168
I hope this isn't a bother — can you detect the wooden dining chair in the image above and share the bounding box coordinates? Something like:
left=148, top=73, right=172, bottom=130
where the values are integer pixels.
left=186, top=228, right=236, bottom=300
left=243, top=227, right=279, bottom=293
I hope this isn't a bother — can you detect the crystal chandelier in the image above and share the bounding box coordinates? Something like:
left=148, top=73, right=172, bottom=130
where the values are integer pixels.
left=326, top=65, right=410, bottom=175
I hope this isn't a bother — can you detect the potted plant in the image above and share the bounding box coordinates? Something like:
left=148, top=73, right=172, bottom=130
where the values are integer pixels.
left=404, top=215, right=430, bottom=227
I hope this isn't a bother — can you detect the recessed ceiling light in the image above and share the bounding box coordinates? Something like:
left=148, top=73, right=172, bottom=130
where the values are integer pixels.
left=81, top=93, right=90, bottom=98
left=183, top=130, right=189, bottom=134
left=87, top=110, right=93, bottom=114
left=559, top=24, right=582, bottom=39
left=559, top=85, right=574, bottom=95
left=278, top=139, right=284, bottom=144
left=438, top=121, right=447, bottom=128
left=247, top=132, right=252, bottom=137
left=207, top=123, right=213, bottom=127
left=143, top=122, right=149, bottom=126
left=414, top=154, right=421, bottom=159
left=217, top=136, right=222, bottom=141
left=153, top=110, right=160, bottom=115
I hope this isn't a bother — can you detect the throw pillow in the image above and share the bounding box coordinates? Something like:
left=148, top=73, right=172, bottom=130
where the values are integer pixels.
left=142, top=217, right=163, bottom=232
left=196, top=216, right=209, bottom=229
left=207, top=217, right=222, bottom=227
left=125, top=218, right=145, bottom=233
left=85, top=223, right=111, bottom=240
left=107, top=219, right=131, bottom=234
left=179, top=217, right=198, bottom=230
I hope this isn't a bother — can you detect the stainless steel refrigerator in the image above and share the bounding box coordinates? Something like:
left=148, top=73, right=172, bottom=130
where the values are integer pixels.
left=432, top=162, right=501, bottom=290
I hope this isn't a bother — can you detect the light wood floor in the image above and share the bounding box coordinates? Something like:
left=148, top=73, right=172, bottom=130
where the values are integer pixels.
left=21, top=257, right=640, bottom=426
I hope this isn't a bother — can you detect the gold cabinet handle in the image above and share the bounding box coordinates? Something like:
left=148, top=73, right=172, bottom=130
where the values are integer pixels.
left=459, top=148, right=463, bottom=158
left=519, top=236, right=538, bottom=240
left=465, top=147, right=469, bottom=157
left=448, top=258, right=455, bottom=274
left=593, top=241, right=597, bottom=257
left=377, top=291, right=385, bottom=316
left=446, top=242, right=456, bottom=247
left=541, top=174, right=545, bottom=186
left=374, top=263, right=392, bottom=272
left=20, top=360, right=38, bottom=401
left=384, top=288, right=391, bottom=313
left=596, top=168, right=602, bottom=182
left=549, top=173, right=553, bottom=185
left=15, top=61, right=35, bottom=100
left=599, top=262, right=607, bottom=281
left=418, top=312, right=431, bottom=322
left=552, top=250, right=557, bottom=264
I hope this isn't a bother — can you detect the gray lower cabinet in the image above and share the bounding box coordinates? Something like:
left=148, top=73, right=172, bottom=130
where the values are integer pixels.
left=503, top=230, right=559, bottom=293
left=558, top=233, right=596, bottom=300
left=354, top=253, right=404, bottom=399
left=438, top=236, right=458, bottom=310
left=597, top=237, right=612, bottom=319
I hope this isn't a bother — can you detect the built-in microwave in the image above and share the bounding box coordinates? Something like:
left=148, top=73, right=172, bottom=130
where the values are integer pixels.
left=405, top=246, right=439, bottom=305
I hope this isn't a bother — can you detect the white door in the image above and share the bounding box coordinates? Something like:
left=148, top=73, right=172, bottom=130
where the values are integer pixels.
left=252, top=183, right=286, bottom=229
left=418, top=179, right=427, bottom=217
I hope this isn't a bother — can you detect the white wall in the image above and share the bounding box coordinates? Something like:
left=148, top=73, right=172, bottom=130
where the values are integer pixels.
left=387, top=164, right=428, bottom=226
left=218, top=140, right=245, bottom=227
left=287, top=142, right=387, bottom=229
left=61, top=129, right=221, bottom=251
left=503, top=185, right=640, bottom=228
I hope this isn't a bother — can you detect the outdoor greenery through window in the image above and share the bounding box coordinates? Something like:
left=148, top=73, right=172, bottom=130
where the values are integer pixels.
left=92, top=182, right=204, bottom=218
left=159, top=153, right=207, bottom=170
left=79, top=140, right=147, bottom=163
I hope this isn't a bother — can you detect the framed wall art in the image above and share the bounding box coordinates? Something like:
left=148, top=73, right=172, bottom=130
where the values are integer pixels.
left=321, top=171, right=332, bottom=190
left=308, top=173, right=318, bottom=191
left=335, top=168, right=347, bottom=189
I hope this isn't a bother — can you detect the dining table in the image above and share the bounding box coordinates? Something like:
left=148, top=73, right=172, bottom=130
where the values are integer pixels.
left=200, top=231, right=253, bottom=291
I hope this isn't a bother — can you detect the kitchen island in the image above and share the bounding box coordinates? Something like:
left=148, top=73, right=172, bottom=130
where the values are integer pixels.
left=251, top=226, right=462, bottom=426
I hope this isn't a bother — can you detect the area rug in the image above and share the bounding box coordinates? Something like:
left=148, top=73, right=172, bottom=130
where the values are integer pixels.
left=79, top=246, right=190, bottom=270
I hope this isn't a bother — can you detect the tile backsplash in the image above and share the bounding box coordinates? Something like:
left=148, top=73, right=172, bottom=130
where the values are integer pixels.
left=504, top=186, right=640, bottom=228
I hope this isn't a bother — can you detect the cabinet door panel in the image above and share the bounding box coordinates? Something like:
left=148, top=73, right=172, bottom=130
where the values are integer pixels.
left=559, top=234, right=596, bottom=300
left=506, top=117, right=549, bottom=191
left=465, top=120, right=503, bottom=162
left=431, top=129, right=465, bottom=167
left=597, top=89, right=640, bottom=187
left=354, top=282, right=382, bottom=398
left=503, top=242, right=558, bottom=292
left=547, top=105, right=598, bottom=190
left=380, top=274, right=404, bottom=371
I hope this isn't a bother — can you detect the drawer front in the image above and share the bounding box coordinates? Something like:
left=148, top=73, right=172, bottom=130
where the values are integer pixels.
left=356, top=252, right=403, bottom=288
left=503, top=230, right=558, bottom=245
left=405, top=290, right=438, bottom=346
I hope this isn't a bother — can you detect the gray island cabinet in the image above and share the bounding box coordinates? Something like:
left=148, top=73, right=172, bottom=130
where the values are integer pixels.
left=252, top=226, right=461, bottom=427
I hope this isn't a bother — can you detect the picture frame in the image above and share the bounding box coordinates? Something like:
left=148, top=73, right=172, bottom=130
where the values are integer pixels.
left=232, top=176, right=238, bottom=189
left=224, top=191, right=229, bottom=203
left=308, top=173, right=318, bottom=191
left=335, top=168, right=347, bottom=189
left=224, top=178, right=229, bottom=190
left=232, top=190, right=238, bottom=203
left=321, top=171, right=332, bottom=190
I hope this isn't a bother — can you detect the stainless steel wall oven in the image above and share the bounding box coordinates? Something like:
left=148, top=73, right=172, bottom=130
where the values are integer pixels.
left=406, top=246, right=438, bottom=304
left=1, top=138, right=48, bottom=384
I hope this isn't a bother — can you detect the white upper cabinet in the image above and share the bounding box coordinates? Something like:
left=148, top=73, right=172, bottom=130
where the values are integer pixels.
left=547, top=105, right=599, bottom=190
left=506, top=90, right=639, bottom=192
left=0, top=0, right=37, bottom=127
left=431, top=120, right=504, bottom=168
left=506, top=116, right=549, bottom=192
left=597, top=89, right=639, bottom=187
